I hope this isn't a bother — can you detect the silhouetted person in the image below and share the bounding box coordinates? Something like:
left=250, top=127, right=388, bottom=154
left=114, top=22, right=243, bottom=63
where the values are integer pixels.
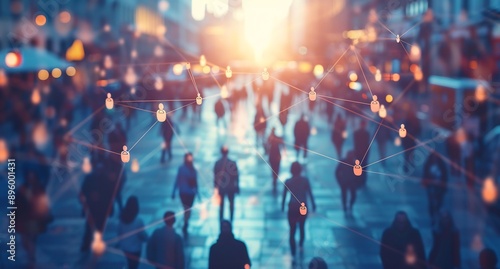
left=80, top=165, right=114, bottom=252
left=214, top=146, right=239, bottom=221
left=293, top=114, right=311, bottom=159
left=160, top=115, right=179, bottom=163
left=267, top=128, right=284, bottom=193
left=17, top=171, right=52, bottom=269
left=309, top=257, right=328, bottom=269
left=422, top=152, right=448, bottom=222
left=146, top=211, right=185, bottom=269
left=118, top=196, right=148, bottom=269
left=254, top=103, right=267, bottom=148
left=479, top=248, right=498, bottom=269
left=429, top=211, right=460, bottom=269
left=109, top=122, right=127, bottom=155
left=331, top=114, right=346, bottom=158
left=282, top=162, right=316, bottom=257
left=446, top=133, right=462, bottom=177
left=279, top=91, right=292, bottom=127
left=335, top=151, right=364, bottom=213
left=209, top=220, right=251, bottom=269
left=353, top=120, right=370, bottom=167
left=172, top=153, right=199, bottom=235
left=380, top=211, right=426, bottom=269
left=214, top=98, right=227, bottom=128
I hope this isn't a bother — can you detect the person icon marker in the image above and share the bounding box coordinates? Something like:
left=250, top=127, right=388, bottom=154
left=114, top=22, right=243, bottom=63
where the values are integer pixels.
left=309, top=87, right=316, bottom=101
left=156, top=103, right=166, bottom=122
left=225, top=66, right=232, bottom=78
left=353, top=160, right=362, bottom=176
left=399, top=124, right=407, bottom=138
left=91, top=231, right=106, bottom=257
left=196, top=93, right=203, bottom=105
left=121, top=145, right=130, bottom=163
left=186, top=62, right=191, bottom=70
left=370, top=95, right=380, bottom=113
left=378, top=105, right=387, bottom=118
left=396, top=35, right=401, bottom=43
left=262, top=68, right=269, bottom=81
left=105, top=93, right=113, bottom=110
left=299, top=202, right=307, bottom=216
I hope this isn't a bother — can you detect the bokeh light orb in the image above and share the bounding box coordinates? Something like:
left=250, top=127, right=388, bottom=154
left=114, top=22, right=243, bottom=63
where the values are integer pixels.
left=482, top=177, right=498, bottom=204
left=5, top=50, right=22, bottom=68
left=66, top=66, right=76, bottom=76
left=173, top=64, right=183, bottom=75
left=38, top=69, right=49, bottom=80
left=59, top=11, right=71, bottom=23
left=35, top=14, right=46, bottom=26
left=52, top=68, right=62, bottom=78
left=385, top=94, right=393, bottom=103
left=158, top=0, right=169, bottom=11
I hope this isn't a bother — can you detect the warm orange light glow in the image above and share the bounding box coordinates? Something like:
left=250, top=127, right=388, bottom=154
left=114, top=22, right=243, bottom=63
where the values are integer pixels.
left=409, top=44, right=421, bottom=62
left=375, top=69, right=381, bottom=81
left=91, top=232, right=106, bottom=256
left=35, top=14, right=46, bottom=26
left=0, top=69, right=7, bottom=86
left=66, top=66, right=76, bottom=76
left=38, top=70, right=49, bottom=80
left=5, top=51, right=22, bottom=67
left=298, top=62, right=312, bottom=73
left=52, top=68, right=62, bottom=78
left=221, top=85, right=229, bottom=99
left=0, top=139, right=9, bottom=163
left=392, top=73, right=400, bottom=82
left=475, top=84, right=487, bottom=102
left=31, top=88, right=41, bottom=105
left=200, top=55, right=207, bottom=67
left=59, top=11, right=71, bottom=23
left=173, top=64, right=183, bottom=76
left=82, top=157, right=92, bottom=174
left=32, top=122, right=49, bottom=147
left=385, top=94, right=393, bottom=103
left=202, top=65, right=211, bottom=74
left=313, top=64, right=324, bottom=78
left=470, top=60, right=478, bottom=69
left=66, top=39, right=85, bottom=61
left=349, top=72, right=358, bottom=81
left=482, top=177, right=498, bottom=204
left=131, top=159, right=139, bottom=173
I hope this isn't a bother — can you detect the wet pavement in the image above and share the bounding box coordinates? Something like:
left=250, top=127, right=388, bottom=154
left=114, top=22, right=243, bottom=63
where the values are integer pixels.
left=1, top=84, right=499, bottom=269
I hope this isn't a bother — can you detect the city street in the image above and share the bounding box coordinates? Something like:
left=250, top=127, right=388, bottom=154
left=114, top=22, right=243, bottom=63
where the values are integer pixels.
left=3, top=85, right=497, bottom=269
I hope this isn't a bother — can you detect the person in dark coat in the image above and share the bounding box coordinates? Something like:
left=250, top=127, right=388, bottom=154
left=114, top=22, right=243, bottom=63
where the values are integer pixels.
left=209, top=220, right=251, bottom=269
left=214, top=98, right=227, bottom=128
left=380, top=211, right=426, bottom=269
left=279, top=91, right=292, bottom=127
left=108, top=122, right=127, bottom=155
left=79, top=164, right=114, bottom=252
left=293, top=114, right=311, bottom=159
left=267, top=128, right=284, bottom=193
left=422, top=152, right=448, bottom=223
left=375, top=124, right=393, bottom=164
left=160, top=115, right=179, bottom=163
left=479, top=248, right=498, bottom=269
left=335, top=151, right=364, bottom=213
left=353, top=120, right=371, bottom=166
left=331, top=114, right=346, bottom=158
left=254, top=103, right=267, bottom=149
left=146, top=211, right=185, bottom=269
left=172, top=153, right=199, bottom=235
left=282, top=162, right=316, bottom=257
left=428, top=211, right=461, bottom=269
left=214, top=146, right=239, bottom=221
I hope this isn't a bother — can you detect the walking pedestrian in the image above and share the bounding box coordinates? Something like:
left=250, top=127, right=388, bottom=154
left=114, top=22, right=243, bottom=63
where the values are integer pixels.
left=281, top=162, right=316, bottom=258
left=479, top=248, right=498, bottom=269
left=254, top=103, right=267, bottom=149
left=380, top=211, right=426, bottom=269
left=309, top=257, right=328, bottom=269
left=331, top=114, right=346, bottom=158
left=160, top=114, right=179, bottom=163
left=335, top=151, right=363, bottom=213
left=208, top=220, right=251, bottom=269
left=428, top=211, right=461, bottom=269
left=172, top=153, right=199, bottom=235
left=146, top=211, right=185, bottom=269
left=214, top=98, right=227, bottom=128
left=267, top=127, right=285, bottom=193
left=422, top=152, right=448, bottom=223
left=118, top=196, right=148, bottom=269
left=214, top=146, right=239, bottom=221
left=293, top=114, right=311, bottom=159
left=353, top=120, right=371, bottom=166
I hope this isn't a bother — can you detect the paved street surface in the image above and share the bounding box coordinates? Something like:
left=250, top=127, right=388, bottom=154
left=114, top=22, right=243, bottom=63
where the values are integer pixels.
left=2, top=85, right=499, bottom=269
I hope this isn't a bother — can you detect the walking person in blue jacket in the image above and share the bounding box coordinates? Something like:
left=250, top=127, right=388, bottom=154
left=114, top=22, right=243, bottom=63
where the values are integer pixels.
left=172, top=152, right=199, bottom=235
